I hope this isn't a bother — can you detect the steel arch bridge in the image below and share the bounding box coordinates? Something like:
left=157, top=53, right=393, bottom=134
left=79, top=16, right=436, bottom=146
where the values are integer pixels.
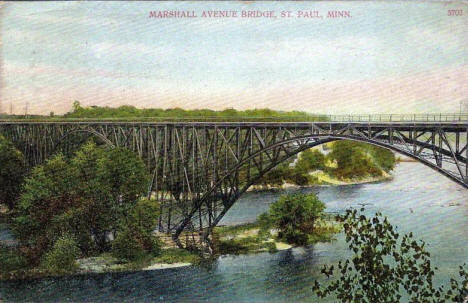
left=1, top=120, right=467, bottom=247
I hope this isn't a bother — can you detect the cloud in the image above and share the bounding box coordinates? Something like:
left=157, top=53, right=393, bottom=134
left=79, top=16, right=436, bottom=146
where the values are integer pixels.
left=3, top=63, right=467, bottom=115
left=2, top=1, right=468, bottom=115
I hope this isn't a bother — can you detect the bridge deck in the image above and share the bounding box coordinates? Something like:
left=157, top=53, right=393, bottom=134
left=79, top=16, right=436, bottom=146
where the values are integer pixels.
left=1, top=121, right=467, bottom=126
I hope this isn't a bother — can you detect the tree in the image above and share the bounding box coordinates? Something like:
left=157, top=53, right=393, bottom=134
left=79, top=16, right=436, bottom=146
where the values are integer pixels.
left=40, top=234, right=80, bottom=272
left=297, top=149, right=326, bottom=171
left=112, top=199, right=161, bottom=260
left=13, top=154, right=79, bottom=259
left=72, top=100, right=82, bottom=112
left=254, top=161, right=292, bottom=187
left=63, top=104, right=330, bottom=122
left=13, top=142, right=150, bottom=260
left=269, top=193, right=326, bottom=245
left=369, top=145, right=396, bottom=173
left=97, top=147, right=149, bottom=214
left=327, top=141, right=384, bottom=179
left=0, top=135, right=26, bottom=210
left=313, top=209, right=468, bottom=303
left=122, top=198, right=161, bottom=253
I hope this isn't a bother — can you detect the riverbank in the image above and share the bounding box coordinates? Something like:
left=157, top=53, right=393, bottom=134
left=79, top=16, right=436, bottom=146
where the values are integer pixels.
left=248, top=170, right=393, bottom=191
left=0, top=215, right=341, bottom=281
left=0, top=172, right=366, bottom=282
left=0, top=247, right=201, bottom=281
left=213, top=215, right=341, bottom=255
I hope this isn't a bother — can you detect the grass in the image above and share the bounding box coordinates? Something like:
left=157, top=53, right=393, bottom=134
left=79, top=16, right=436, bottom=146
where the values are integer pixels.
left=214, top=234, right=277, bottom=255
left=214, top=222, right=261, bottom=236
left=213, top=216, right=342, bottom=255
left=152, top=248, right=201, bottom=264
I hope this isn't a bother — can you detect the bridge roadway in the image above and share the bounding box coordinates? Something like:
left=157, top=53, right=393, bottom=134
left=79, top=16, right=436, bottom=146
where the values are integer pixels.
left=0, top=119, right=467, bottom=247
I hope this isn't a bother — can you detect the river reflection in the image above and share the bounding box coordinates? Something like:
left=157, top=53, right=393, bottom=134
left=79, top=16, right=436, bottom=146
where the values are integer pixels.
left=1, top=162, right=467, bottom=302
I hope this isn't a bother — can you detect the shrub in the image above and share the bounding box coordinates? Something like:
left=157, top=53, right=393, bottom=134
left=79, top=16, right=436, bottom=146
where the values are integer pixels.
left=111, top=228, right=146, bottom=261
left=0, top=246, right=28, bottom=273
left=269, top=193, right=326, bottom=245
left=152, top=248, right=201, bottom=264
left=327, top=141, right=395, bottom=180
left=111, top=226, right=161, bottom=261
left=0, top=135, right=26, bottom=210
left=286, top=170, right=310, bottom=186
left=111, top=198, right=161, bottom=261
left=370, top=146, right=396, bottom=172
left=40, top=235, right=80, bottom=272
left=297, top=149, right=326, bottom=171
left=313, top=209, right=468, bottom=303
left=264, top=242, right=277, bottom=253
left=257, top=212, right=273, bottom=231
left=128, top=199, right=160, bottom=236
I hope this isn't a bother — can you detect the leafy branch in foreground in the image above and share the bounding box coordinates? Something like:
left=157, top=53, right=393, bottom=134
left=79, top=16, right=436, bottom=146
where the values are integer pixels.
left=312, top=209, right=468, bottom=303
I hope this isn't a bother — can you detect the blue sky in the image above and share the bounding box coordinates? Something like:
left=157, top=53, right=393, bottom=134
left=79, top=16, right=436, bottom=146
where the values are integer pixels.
left=1, top=1, right=467, bottom=115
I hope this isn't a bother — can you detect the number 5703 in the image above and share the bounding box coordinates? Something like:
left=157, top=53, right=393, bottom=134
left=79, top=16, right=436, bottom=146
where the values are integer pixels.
left=448, top=9, right=463, bottom=16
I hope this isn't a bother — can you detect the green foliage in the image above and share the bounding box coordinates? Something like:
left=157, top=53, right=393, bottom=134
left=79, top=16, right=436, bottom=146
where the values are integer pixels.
left=72, top=101, right=82, bottom=112
left=370, top=145, right=396, bottom=173
left=63, top=104, right=329, bottom=122
left=269, top=193, right=326, bottom=245
left=0, top=246, right=28, bottom=273
left=253, top=150, right=326, bottom=187
left=257, top=212, right=273, bottom=231
left=152, top=248, right=201, bottom=264
left=13, top=154, right=80, bottom=257
left=112, top=198, right=162, bottom=261
left=285, top=169, right=316, bottom=186
left=213, top=210, right=339, bottom=255
left=215, top=235, right=269, bottom=255
left=254, top=142, right=394, bottom=187
left=0, top=135, right=26, bottom=210
left=40, top=235, right=80, bottom=272
left=98, top=148, right=149, bottom=211
left=255, top=162, right=291, bottom=186
left=313, top=209, right=468, bottom=303
left=127, top=199, right=160, bottom=236
left=12, top=142, right=149, bottom=260
left=327, top=141, right=395, bottom=180
left=213, top=220, right=278, bottom=255
left=111, top=228, right=146, bottom=261
left=297, top=149, right=326, bottom=172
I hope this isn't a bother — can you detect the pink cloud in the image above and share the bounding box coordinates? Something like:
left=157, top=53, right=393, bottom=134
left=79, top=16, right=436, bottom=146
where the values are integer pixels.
left=2, top=63, right=467, bottom=115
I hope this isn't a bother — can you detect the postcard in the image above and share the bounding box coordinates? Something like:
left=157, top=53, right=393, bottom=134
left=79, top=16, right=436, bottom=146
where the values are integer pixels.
left=0, top=1, right=467, bottom=303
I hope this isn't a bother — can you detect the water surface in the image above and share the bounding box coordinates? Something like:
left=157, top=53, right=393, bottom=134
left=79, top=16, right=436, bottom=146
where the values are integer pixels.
left=1, top=162, right=467, bottom=302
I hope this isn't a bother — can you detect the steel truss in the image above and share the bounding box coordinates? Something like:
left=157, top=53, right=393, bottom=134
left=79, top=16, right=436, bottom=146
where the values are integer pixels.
left=1, top=121, right=467, bottom=248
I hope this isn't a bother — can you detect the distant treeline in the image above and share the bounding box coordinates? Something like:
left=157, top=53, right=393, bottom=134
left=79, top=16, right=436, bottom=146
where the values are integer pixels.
left=62, top=102, right=330, bottom=121
left=255, top=141, right=396, bottom=187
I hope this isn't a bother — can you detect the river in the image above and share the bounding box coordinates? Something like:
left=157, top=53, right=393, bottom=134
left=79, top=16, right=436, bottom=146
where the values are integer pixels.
left=1, top=162, right=467, bottom=302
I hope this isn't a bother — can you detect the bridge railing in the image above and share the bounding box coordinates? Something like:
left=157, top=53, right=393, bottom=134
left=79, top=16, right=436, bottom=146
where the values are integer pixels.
left=1, top=113, right=467, bottom=123
left=326, top=114, right=468, bottom=122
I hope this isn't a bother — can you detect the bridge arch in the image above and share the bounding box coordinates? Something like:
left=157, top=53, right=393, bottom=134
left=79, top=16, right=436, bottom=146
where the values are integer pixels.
left=54, top=129, right=115, bottom=151
left=174, top=133, right=467, bottom=245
